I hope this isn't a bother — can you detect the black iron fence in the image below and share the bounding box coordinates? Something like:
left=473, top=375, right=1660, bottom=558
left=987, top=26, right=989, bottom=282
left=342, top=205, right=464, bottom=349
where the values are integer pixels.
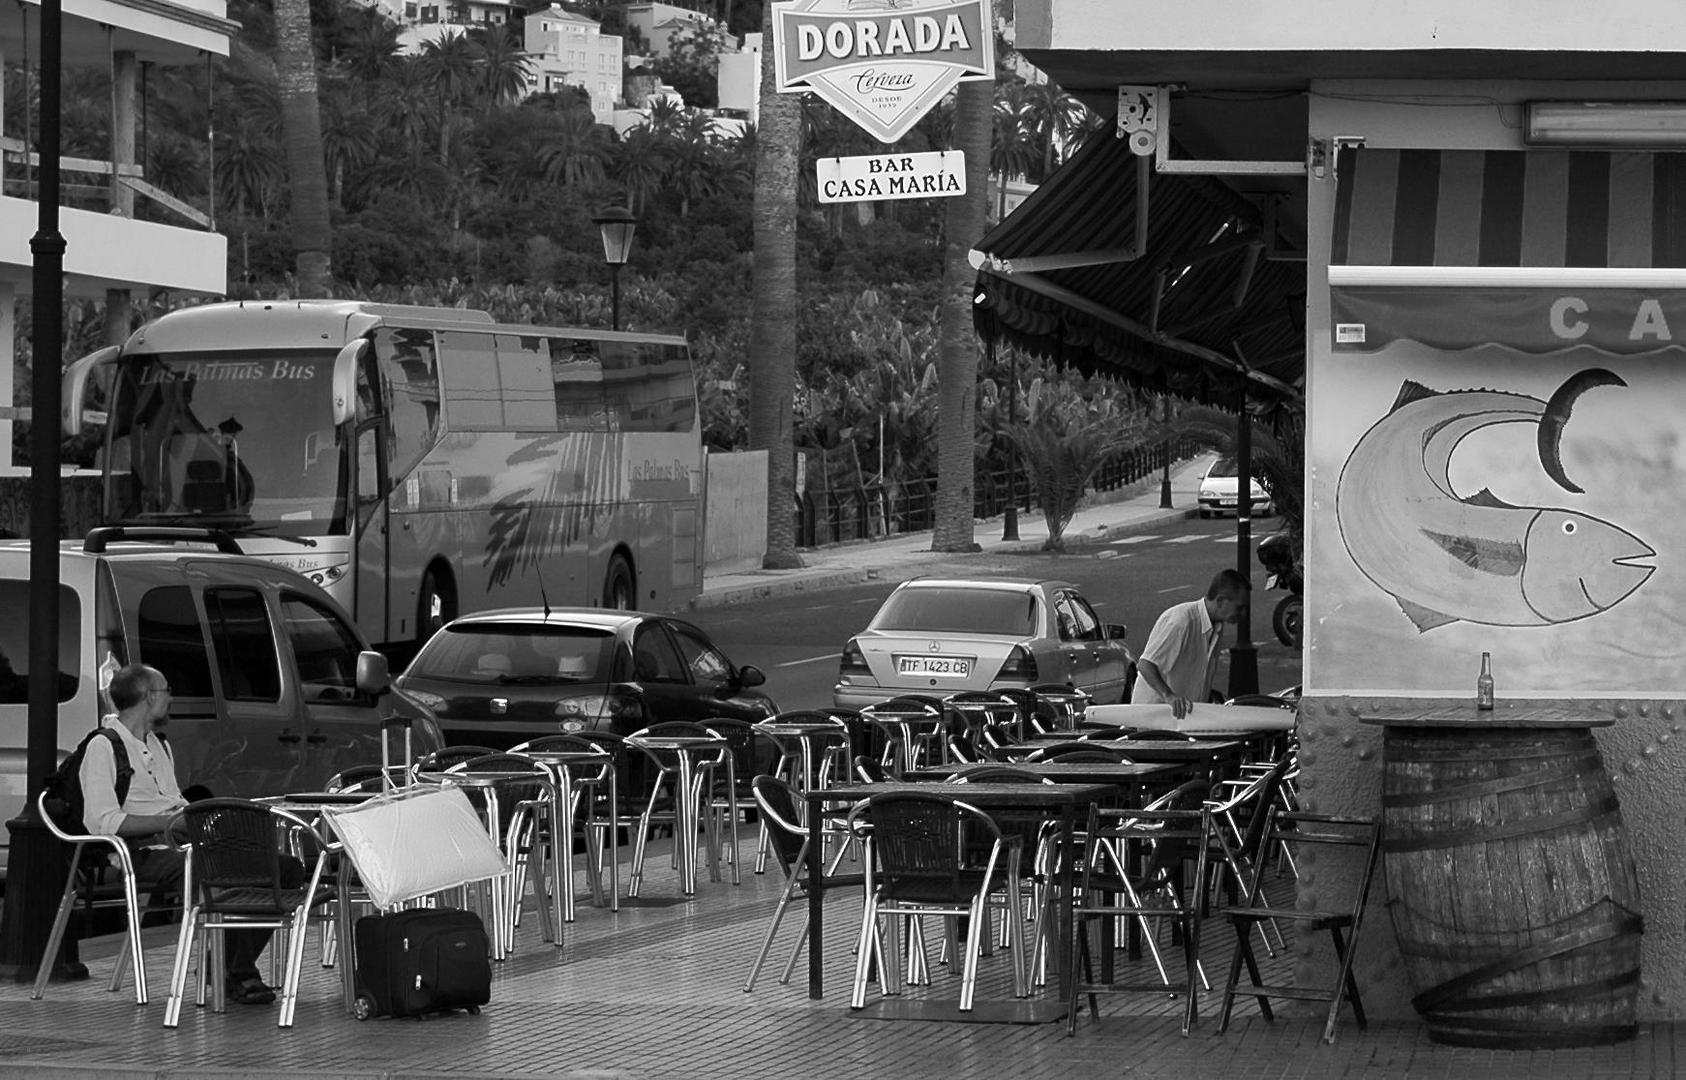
left=794, top=438, right=1199, bottom=548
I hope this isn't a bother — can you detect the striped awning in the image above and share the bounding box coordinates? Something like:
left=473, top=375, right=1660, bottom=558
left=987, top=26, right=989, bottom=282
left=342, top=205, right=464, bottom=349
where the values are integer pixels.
left=1332, top=146, right=1686, bottom=268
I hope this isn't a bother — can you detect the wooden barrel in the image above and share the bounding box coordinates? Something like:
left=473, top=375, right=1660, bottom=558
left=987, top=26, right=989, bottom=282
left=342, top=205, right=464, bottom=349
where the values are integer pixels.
left=1380, top=724, right=1643, bottom=1048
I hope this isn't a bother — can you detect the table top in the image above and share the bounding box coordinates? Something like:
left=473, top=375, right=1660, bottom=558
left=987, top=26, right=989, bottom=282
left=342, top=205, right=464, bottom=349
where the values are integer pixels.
left=417, top=769, right=553, bottom=787
left=625, top=735, right=727, bottom=748
left=262, top=790, right=380, bottom=808
left=753, top=721, right=849, bottom=736
left=515, top=748, right=612, bottom=764
left=907, top=760, right=1187, bottom=785
left=1357, top=699, right=1615, bottom=728
left=810, top=780, right=1115, bottom=809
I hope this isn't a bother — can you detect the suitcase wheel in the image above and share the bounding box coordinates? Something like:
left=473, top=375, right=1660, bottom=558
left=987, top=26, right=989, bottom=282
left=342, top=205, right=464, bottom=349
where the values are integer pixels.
left=353, top=994, right=376, bottom=1021
left=467, top=1005, right=481, bottom=1016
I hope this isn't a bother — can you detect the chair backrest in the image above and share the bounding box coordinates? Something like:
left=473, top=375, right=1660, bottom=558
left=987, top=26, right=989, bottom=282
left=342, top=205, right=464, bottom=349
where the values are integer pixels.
left=572, top=731, right=651, bottom=811
left=1211, top=756, right=1294, bottom=863
left=946, top=766, right=1048, bottom=784
left=994, top=687, right=1047, bottom=728
left=850, top=792, right=1005, bottom=903
left=325, top=763, right=386, bottom=793
left=1029, top=683, right=1093, bottom=725
left=175, top=798, right=321, bottom=913
left=416, top=745, right=500, bottom=775
left=852, top=754, right=890, bottom=784
left=749, top=774, right=809, bottom=878
left=702, top=717, right=775, bottom=785
left=947, top=732, right=984, bottom=764
left=1029, top=742, right=1131, bottom=763
left=943, top=691, right=1021, bottom=735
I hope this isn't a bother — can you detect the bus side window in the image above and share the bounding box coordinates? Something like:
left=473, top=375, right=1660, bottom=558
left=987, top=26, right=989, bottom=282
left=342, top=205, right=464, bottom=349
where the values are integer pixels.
left=357, top=427, right=380, bottom=504
left=552, top=338, right=606, bottom=432
left=499, top=334, right=558, bottom=430
left=373, top=327, right=440, bottom=481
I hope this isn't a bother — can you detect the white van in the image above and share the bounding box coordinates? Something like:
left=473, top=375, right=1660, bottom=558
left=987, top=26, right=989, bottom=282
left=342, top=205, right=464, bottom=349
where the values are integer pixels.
left=0, top=526, right=444, bottom=877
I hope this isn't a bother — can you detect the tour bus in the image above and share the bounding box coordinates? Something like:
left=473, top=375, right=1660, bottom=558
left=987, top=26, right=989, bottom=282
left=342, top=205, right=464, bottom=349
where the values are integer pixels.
left=62, top=300, right=704, bottom=656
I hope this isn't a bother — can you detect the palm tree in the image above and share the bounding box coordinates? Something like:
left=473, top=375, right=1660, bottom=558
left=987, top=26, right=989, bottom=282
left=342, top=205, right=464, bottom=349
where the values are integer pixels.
left=1019, top=78, right=1089, bottom=179
left=475, top=28, right=533, bottom=114
left=990, top=81, right=1038, bottom=220
left=416, top=33, right=481, bottom=164
left=749, top=4, right=801, bottom=569
left=931, top=78, right=993, bottom=553
left=273, top=0, right=333, bottom=294
left=338, top=14, right=401, bottom=89
left=320, top=83, right=381, bottom=208
left=612, top=126, right=672, bottom=216
left=536, top=108, right=612, bottom=189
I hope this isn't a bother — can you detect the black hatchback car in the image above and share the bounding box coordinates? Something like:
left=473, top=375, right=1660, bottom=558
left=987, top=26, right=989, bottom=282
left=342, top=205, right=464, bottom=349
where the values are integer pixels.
left=393, top=607, right=779, bottom=747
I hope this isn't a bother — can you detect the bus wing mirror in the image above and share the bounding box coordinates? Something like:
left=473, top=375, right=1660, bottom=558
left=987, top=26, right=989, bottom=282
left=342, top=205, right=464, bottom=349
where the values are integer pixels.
left=61, top=346, right=121, bottom=436
left=331, top=339, right=368, bottom=427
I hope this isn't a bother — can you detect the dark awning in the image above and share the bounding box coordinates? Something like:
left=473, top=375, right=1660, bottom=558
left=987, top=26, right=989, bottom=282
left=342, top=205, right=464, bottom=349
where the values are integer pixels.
left=971, top=118, right=1306, bottom=408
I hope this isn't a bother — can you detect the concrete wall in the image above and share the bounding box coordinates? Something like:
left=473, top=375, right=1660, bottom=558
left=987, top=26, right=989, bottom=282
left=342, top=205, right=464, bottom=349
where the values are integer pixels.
left=1302, top=81, right=1686, bottom=1022
left=703, top=449, right=766, bottom=574
left=1021, top=0, right=1686, bottom=53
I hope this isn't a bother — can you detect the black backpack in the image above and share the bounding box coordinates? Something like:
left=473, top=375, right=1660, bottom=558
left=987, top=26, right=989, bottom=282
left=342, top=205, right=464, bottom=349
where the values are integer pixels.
left=40, top=728, right=135, bottom=835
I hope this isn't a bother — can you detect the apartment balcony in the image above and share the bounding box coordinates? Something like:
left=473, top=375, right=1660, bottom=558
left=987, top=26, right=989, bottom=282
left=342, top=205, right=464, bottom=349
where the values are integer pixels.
left=0, top=0, right=237, bottom=300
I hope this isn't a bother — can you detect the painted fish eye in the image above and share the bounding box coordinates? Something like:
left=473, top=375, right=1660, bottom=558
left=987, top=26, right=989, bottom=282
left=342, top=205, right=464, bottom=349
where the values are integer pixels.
left=1562, top=521, right=1577, bottom=535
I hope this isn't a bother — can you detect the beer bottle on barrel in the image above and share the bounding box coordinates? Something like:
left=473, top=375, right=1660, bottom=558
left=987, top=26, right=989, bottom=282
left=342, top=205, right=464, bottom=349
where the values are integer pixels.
left=1476, top=652, right=1495, bottom=711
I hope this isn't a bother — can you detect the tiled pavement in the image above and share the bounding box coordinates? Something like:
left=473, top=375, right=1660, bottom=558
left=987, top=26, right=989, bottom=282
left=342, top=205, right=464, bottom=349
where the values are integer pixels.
left=0, top=828, right=1678, bottom=1080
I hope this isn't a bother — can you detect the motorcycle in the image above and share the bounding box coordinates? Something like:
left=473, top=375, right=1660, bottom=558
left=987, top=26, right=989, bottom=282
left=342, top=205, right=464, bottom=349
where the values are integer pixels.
left=1257, top=530, right=1303, bottom=650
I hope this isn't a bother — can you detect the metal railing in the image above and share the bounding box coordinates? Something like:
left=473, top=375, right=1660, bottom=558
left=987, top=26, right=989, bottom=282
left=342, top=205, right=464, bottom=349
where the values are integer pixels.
left=793, top=438, right=1198, bottom=548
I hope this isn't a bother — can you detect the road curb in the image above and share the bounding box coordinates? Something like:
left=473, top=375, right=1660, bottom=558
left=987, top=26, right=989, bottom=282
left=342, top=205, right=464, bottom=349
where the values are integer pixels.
left=689, top=507, right=1199, bottom=610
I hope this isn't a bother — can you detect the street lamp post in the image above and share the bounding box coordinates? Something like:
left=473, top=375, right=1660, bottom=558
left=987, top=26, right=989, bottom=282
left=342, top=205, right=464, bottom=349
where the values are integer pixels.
left=592, top=205, right=637, bottom=331
left=1002, top=346, right=1019, bottom=541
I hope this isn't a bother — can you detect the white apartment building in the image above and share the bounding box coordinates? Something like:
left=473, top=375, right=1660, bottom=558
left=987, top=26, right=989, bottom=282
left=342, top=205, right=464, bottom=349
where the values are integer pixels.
left=624, top=1, right=723, bottom=58
left=523, top=6, right=623, bottom=125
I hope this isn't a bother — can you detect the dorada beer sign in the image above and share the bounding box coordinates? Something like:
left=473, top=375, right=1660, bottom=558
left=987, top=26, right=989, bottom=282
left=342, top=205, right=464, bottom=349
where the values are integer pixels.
left=772, top=0, right=993, bottom=144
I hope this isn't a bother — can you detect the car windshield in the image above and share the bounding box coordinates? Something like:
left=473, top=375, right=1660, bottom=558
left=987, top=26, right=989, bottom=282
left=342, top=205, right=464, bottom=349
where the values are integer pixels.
left=1208, top=456, right=1238, bottom=478
left=411, top=624, right=614, bottom=684
left=872, top=587, right=1038, bottom=636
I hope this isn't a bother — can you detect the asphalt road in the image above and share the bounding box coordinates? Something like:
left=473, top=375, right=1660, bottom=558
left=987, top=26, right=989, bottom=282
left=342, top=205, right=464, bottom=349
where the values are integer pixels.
left=699, top=515, right=1303, bottom=713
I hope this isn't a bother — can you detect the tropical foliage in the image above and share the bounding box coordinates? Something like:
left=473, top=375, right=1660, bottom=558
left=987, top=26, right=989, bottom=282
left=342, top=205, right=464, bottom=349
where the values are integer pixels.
left=7, top=2, right=1179, bottom=517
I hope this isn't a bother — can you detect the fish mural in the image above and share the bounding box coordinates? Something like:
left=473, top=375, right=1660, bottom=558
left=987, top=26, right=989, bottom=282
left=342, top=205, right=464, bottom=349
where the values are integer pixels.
left=1335, top=369, right=1655, bottom=632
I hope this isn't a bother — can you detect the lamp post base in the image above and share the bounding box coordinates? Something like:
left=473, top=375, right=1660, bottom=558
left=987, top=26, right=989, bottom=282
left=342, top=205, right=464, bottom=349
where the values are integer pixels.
left=0, top=812, right=80, bottom=983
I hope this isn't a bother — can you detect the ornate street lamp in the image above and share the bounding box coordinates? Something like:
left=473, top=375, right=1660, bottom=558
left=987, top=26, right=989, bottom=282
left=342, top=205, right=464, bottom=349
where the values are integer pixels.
left=592, top=205, right=637, bottom=331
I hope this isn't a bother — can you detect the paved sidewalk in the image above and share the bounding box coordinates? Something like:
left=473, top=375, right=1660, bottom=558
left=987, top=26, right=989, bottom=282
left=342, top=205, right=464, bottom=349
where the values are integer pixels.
left=4, top=456, right=1678, bottom=1078
left=691, top=457, right=1211, bottom=610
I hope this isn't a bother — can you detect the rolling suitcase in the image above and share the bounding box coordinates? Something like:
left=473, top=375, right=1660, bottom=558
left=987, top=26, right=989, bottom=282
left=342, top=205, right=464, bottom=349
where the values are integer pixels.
left=351, top=907, right=490, bottom=1020
left=334, top=715, right=501, bottom=1020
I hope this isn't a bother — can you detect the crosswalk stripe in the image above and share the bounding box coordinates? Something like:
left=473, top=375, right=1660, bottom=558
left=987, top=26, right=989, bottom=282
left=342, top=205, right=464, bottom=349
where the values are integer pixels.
left=1111, top=535, right=1158, bottom=545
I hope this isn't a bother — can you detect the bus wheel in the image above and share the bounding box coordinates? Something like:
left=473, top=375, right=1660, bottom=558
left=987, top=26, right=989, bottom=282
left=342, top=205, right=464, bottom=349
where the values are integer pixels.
left=418, top=568, right=456, bottom=648
left=602, top=555, right=635, bottom=610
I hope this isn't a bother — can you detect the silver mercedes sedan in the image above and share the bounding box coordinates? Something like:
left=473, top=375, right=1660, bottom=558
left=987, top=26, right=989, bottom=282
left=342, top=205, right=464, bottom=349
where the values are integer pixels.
left=832, top=577, right=1134, bottom=709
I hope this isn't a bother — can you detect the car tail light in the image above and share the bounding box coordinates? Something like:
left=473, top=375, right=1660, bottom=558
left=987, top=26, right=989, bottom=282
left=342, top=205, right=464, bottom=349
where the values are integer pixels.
left=997, top=645, right=1038, bottom=681
left=839, top=639, right=870, bottom=675
left=606, top=686, right=646, bottom=725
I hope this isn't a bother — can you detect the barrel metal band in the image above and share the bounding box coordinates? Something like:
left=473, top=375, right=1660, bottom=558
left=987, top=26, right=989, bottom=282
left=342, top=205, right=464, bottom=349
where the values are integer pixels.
left=1410, top=913, right=1645, bottom=1014
left=1421, top=969, right=1639, bottom=1014
left=1382, top=755, right=1601, bottom=808
left=1383, top=794, right=1621, bottom=852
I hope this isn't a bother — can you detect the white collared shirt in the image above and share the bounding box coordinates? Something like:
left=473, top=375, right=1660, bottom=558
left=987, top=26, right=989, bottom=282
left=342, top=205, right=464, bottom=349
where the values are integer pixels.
left=78, top=715, right=186, bottom=837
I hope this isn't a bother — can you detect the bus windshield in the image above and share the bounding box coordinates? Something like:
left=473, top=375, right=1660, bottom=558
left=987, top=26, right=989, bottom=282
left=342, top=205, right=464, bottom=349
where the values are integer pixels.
left=103, top=350, right=347, bottom=537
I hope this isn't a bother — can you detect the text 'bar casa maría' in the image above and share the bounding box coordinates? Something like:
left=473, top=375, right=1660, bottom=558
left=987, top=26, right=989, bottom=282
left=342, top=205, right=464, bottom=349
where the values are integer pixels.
left=772, top=0, right=992, bottom=144
left=815, top=150, right=967, bottom=203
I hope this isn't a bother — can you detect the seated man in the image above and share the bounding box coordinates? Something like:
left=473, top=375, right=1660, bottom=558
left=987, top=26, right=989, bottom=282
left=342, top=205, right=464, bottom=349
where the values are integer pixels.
left=79, top=663, right=284, bottom=1005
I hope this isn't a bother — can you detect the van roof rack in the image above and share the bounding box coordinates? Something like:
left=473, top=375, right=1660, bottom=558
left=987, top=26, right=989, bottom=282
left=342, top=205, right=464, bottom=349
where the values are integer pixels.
left=83, top=526, right=244, bottom=555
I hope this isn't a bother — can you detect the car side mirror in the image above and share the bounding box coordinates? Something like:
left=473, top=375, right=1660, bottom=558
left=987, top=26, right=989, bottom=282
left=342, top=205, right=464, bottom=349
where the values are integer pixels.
left=356, top=650, right=390, bottom=696
left=1106, top=624, right=1129, bottom=641
left=736, top=664, right=766, bottom=689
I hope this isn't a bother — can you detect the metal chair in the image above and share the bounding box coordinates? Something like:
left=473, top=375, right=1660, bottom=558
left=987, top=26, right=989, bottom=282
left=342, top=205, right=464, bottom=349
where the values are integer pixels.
left=1029, top=684, right=1094, bottom=730
left=1216, top=809, right=1383, bottom=1044
left=510, top=734, right=619, bottom=913
left=860, top=696, right=950, bottom=776
left=162, top=799, right=335, bottom=1029
left=742, top=775, right=868, bottom=992
left=944, top=690, right=1025, bottom=742
left=447, top=752, right=556, bottom=955
left=413, top=745, right=499, bottom=780
left=845, top=791, right=1029, bottom=1012
left=1069, top=780, right=1216, bottom=1036
left=31, top=790, right=154, bottom=1004
left=625, top=722, right=730, bottom=896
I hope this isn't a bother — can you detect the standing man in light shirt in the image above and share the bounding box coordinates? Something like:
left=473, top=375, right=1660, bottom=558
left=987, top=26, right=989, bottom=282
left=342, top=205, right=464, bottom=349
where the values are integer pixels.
left=1129, top=569, right=1251, bottom=719
left=79, top=663, right=281, bottom=1005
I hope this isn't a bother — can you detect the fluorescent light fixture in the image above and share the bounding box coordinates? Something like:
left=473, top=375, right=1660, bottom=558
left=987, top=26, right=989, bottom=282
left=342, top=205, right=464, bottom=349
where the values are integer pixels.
left=1525, top=101, right=1686, bottom=147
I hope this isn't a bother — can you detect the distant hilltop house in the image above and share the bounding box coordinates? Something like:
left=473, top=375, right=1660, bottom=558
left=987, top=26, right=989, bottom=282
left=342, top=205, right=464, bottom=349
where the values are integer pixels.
left=523, top=5, right=624, bottom=125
